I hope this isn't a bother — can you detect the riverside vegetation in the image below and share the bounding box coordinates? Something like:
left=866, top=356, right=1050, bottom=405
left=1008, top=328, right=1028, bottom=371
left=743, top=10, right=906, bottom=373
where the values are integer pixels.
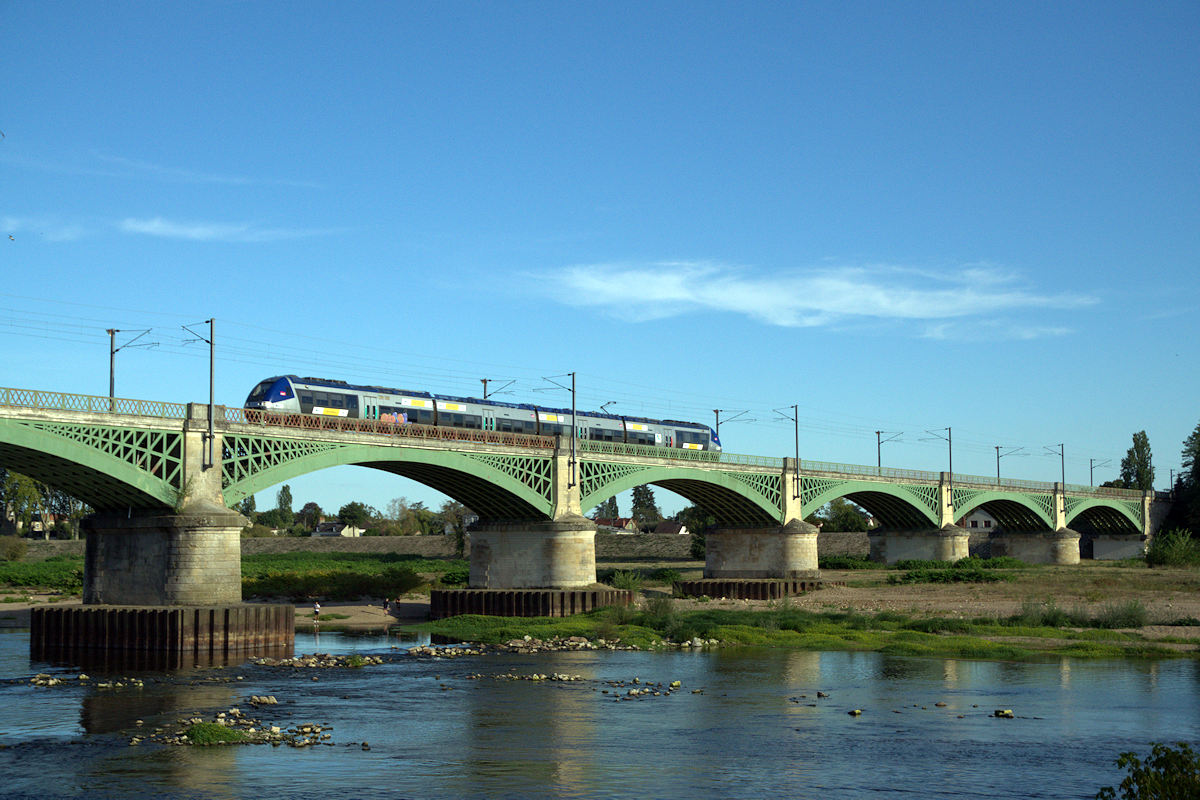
left=3, top=541, right=1200, bottom=661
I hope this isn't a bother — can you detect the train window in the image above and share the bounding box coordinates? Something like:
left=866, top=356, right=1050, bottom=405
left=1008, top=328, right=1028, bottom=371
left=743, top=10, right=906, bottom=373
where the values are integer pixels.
left=589, top=427, right=616, bottom=442
left=247, top=381, right=273, bottom=402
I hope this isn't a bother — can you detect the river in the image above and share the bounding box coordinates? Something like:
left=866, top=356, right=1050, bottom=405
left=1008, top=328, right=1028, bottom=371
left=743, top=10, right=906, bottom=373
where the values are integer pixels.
left=2, top=629, right=1197, bottom=799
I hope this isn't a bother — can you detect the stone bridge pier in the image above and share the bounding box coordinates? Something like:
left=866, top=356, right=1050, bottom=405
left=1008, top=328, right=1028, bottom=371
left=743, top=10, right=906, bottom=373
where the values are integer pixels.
left=430, top=449, right=631, bottom=618
left=678, top=460, right=826, bottom=600
left=32, top=405, right=294, bottom=662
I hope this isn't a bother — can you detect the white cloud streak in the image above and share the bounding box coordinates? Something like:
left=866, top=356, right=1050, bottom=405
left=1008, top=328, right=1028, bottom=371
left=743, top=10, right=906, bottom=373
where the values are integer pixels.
left=538, top=261, right=1096, bottom=339
left=118, top=217, right=336, bottom=243
left=2, top=215, right=88, bottom=242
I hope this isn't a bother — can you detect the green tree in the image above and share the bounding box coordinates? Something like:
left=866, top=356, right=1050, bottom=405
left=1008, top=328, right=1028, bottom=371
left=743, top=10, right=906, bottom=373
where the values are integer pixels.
left=236, top=494, right=257, bottom=523
left=1095, top=741, right=1200, bottom=799
left=338, top=501, right=373, bottom=528
left=631, top=485, right=661, bottom=525
left=807, top=498, right=869, bottom=532
left=438, top=500, right=473, bottom=557
left=43, top=485, right=87, bottom=539
left=276, top=484, right=294, bottom=525
left=1120, top=431, right=1155, bottom=491
left=1, top=472, right=45, bottom=537
left=674, top=504, right=716, bottom=534
left=1178, top=420, right=1200, bottom=533
left=296, top=501, right=322, bottom=530
left=593, top=496, right=619, bottom=520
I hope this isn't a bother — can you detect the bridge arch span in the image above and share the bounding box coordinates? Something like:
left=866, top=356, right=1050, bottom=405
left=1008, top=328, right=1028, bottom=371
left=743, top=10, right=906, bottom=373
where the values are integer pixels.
left=222, top=437, right=555, bottom=522
left=0, top=419, right=179, bottom=511
left=950, top=491, right=1055, bottom=531
left=580, top=462, right=780, bottom=526
left=803, top=479, right=940, bottom=529
left=1065, top=498, right=1142, bottom=534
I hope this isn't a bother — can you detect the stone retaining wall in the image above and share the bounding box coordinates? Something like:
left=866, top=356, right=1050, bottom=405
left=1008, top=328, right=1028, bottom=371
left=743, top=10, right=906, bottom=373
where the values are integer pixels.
left=24, top=530, right=879, bottom=562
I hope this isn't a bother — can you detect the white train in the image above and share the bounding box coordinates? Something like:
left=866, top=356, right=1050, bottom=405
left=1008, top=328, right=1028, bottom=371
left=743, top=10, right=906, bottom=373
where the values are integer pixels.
left=245, top=375, right=722, bottom=451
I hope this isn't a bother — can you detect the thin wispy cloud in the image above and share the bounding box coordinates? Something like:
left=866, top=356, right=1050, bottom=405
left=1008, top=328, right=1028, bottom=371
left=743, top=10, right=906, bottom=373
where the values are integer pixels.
left=538, top=261, right=1097, bottom=339
left=119, top=217, right=337, bottom=243
left=1, top=150, right=317, bottom=188
left=2, top=215, right=88, bottom=242
left=96, top=154, right=319, bottom=188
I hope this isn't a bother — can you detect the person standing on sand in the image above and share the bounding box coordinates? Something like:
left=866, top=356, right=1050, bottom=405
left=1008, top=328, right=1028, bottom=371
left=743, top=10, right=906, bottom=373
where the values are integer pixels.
left=313, top=601, right=321, bottom=617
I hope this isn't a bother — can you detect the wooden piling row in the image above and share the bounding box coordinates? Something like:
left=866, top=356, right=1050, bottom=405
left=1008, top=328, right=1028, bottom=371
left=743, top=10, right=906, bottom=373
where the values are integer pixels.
left=30, top=604, right=294, bottom=656
left=674, top=579, right=840, bottom=600
left=430, top=588, right=633, bottom=619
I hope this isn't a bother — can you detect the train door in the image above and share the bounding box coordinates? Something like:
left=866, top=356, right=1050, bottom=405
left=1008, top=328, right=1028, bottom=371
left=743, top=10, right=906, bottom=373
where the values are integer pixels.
left=666, top=433, right=673, bottom=448
left=362, top=395, right=382, bottom=420
left=482, top=407, right=496, bottom=432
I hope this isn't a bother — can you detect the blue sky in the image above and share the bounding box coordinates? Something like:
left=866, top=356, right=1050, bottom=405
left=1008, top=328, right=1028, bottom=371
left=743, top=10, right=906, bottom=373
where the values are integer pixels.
left=2, top=1, right=1197, bottom=516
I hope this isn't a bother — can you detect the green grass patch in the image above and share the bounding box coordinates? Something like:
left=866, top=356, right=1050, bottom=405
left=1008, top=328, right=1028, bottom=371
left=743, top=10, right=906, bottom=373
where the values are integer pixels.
left=818, top=555, right=885, bottom=570
left=0, top=558, right=84, bottom=593
left=242, top=552, right=466, bottom=575
left=241, top=553, right=443, bottom=600
left=417, top=603, right=1197, bottom=662
left=887, top=567, right=1010, bottom=585
left=184, top=722, right=251, bottom=745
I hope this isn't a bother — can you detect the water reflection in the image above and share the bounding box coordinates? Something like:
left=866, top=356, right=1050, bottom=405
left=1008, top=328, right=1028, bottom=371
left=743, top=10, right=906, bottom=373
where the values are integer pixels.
left=2, top=631, right=1199, bottom=800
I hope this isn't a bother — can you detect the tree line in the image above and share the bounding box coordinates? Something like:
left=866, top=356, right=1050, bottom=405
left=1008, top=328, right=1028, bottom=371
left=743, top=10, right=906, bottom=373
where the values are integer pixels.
left=235, top=484, right=473, bottom=539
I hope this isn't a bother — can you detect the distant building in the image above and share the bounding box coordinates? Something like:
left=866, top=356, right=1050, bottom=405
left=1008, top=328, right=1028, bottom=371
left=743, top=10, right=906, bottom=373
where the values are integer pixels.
left=956, top=509, right=998, bottom=531
left=654, top=520, right=689, bottom=535
left=311, top=521, right=365, bottom=538
left=592, top=516, right=640, bottom=533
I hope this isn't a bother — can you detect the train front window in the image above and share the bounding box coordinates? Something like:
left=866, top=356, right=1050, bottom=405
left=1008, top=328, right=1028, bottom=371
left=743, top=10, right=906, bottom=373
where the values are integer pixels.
left=247, top=381, right=273, bottom=403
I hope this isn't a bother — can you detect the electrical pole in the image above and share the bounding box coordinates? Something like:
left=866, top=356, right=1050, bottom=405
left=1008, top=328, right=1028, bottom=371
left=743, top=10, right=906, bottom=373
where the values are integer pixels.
left=106, top=328, right=155, bottom=409
left=1089, top=457, right=1111, bottom=487
left=876, top=430, right=902, bottom=475
left=182, top=319, right=215, bottom=469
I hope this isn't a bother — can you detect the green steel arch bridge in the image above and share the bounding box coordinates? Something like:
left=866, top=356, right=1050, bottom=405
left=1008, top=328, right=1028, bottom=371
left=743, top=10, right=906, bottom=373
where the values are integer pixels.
left=0, top=385, right=1168, bottom=610
left=0, top=386, right=1158, bottom=534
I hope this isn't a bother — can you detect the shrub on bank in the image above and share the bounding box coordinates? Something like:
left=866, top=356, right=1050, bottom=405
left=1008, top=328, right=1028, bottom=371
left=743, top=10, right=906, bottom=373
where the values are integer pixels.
left=1145, top=529, right=1200, bottom=568
left=0, top=536, right=27, bottom=562
left=819, top=555, right=884, bottom=570
left=887, top=566, right=1009, bottom=585
left=1096, top=741, right=1200, bottom=799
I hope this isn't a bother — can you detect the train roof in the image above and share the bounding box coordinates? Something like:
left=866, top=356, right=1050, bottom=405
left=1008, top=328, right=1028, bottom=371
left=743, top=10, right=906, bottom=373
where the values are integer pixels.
left=275, top=375, right=714, bottom=432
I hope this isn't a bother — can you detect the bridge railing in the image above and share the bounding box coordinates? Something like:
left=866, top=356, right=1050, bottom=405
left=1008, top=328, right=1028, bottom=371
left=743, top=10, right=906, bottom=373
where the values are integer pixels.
left=576, top=439, right=784, bottom=467
left=232, top=408, right=558, bottom=449
left=0, top=386, right=187, bottom=419
left=800, top=459, right=942, bottom=482
left=1064, top=482, right=1145, bottom=499
left=955, top=472, right=1057, bottom=491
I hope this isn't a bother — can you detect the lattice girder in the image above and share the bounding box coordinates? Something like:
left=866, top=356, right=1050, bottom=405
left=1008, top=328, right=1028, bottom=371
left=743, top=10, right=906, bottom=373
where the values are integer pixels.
left=1065, top=498, right=1143, bottom=534
left=579, top=459, right=781, bottom=526
left=802, top=477, right=940, bottom=529
left=221, top=436, right=554, bottom=519
left=951, top=489, right=1056, bottom=531
left=0, top=419, right=180, bottom=510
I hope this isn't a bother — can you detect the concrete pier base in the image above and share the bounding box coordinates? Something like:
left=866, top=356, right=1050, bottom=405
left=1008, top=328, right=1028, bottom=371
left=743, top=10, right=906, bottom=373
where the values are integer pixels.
left=704, top=520, right=819, bottom=580
left=429, top=587, right=632, bottom=619
left=989, top=529, right=1081, bottom=565
left=83, top=504, right=246, bottom=606
left=1092, top=534, right=1146, bottom=561
left=868, top=525, right=970, bottom=564
left=31, top=604, right=294, bottom=668
left=468, top=517, right=597, bottom=589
